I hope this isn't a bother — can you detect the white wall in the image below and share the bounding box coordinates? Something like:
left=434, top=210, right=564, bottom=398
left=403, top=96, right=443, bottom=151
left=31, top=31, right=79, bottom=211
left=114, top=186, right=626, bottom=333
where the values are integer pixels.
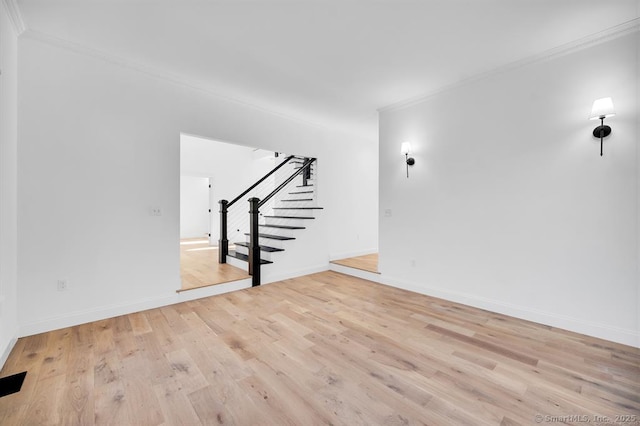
left=179, top=176, right=209, bottom=239
left=17, top=34, right=378, bottom=336
left=325, top=128, right=379, bottom=259
left=0, top=1, right=20, bottom=369
left=379, top=33, right=639, bottom=347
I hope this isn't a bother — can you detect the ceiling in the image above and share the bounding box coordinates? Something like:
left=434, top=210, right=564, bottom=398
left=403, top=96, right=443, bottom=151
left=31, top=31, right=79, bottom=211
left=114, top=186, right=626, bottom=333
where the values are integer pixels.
left=16, top=0, right=639, bottom=138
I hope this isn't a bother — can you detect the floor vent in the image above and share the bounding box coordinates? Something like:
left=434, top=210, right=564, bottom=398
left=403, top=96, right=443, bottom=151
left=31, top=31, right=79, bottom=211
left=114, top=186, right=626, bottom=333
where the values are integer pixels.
left=0, top=371, right=27, bottom=398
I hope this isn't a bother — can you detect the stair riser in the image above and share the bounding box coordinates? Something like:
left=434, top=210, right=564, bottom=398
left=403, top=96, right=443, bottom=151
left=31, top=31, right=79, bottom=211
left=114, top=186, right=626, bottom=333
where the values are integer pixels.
left=275, top=200, right=316, bottom=208
left=285, top=194, right=315, bottom=201
left=256, top=226, right=298, bottom=237
left=269, top=209, right=317, bottom=218
left=264, top=217, right=310, bottom=227
left=226, top=255, right=248, bottom=269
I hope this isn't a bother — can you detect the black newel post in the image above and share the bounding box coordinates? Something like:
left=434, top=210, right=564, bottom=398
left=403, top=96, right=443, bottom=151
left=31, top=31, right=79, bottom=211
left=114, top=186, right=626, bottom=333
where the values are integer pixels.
left=248, top=197, right=261, bottom=287
left=218, top=199, right=229, bottom=263
left=302, top=157, right=311, bottom=186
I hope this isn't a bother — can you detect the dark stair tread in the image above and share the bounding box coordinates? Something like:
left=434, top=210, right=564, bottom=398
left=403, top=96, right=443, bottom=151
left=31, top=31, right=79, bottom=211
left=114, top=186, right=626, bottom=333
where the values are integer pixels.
left=227, top=250, right=273, bottom=264
left=260, top=224, right=306, bottom=229
left=244, top=233, right=296, bottom=241
left=296, top=184, right=314, bottom=187
left=264, top=215, right=315, bottom=219
left=273, top=207, right=323, bottom=210
left=281, top=198, right=313, bottom=202
left=288, top=190, right=314, bottom=194
left=234, top=242, right=284, bottom=253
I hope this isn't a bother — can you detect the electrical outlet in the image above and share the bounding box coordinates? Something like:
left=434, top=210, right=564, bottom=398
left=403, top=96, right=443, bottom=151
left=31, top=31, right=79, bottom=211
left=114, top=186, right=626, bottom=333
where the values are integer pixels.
left=57, top=279, right=68, bottom=291
left=150, top=207, right=162, bottom=216
left=384, top=209, right=392, bottom=217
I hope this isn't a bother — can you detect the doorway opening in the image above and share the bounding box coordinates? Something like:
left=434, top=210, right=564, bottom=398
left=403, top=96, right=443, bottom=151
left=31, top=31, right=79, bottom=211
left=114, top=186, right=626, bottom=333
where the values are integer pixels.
left=178, top=133, right=277, bottom=291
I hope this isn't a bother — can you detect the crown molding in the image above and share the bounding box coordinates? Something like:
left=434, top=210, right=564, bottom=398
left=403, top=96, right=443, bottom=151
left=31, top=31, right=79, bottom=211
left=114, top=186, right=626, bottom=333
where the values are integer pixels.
left=2, top=0, right=26, bottom=35
left=21, top=29, right=330, bottom=132
left=379, top=18, right=640, bottom=113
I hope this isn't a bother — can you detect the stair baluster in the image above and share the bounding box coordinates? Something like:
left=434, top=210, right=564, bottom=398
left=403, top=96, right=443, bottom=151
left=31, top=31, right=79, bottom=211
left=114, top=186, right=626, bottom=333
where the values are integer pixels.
left=220, top=155, right=320, bottom=286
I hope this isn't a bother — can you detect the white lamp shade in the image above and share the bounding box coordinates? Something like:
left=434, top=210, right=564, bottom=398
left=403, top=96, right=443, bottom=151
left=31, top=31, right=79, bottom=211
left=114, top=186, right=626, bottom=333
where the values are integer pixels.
left=400, top=142, right=412, bottom=155
left=589, top=97, right=616, bottom=120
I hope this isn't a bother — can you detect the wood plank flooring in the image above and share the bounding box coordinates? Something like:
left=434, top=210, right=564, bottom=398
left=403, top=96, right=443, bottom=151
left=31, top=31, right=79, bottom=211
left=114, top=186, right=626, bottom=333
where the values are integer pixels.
left=1, top=271, right=639, bottom=425
left=180, top=238, right=249, bottom=291
left=331, top=253, right=379, bottom=274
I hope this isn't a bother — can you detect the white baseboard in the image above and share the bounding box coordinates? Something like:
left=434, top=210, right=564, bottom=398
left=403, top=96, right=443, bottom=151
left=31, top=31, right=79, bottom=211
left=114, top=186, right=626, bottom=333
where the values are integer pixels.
left=0, top=333, right=18, bottom=371
left=329, top=248, right=378, bottom=261
left=18, top=262, right=331, bottom=338
left=262, top=263, right=329, bottom=284
left=19, top=278, right=252, bottom=337
left=329, top=263, right=382, bottom=283
left=379, top=275, right=639, bottom=349
left=175, top=278, right=252, bottom=302
left=21, top=268, right=635, bottom=349
left=18, top=263, right=334, bottom=338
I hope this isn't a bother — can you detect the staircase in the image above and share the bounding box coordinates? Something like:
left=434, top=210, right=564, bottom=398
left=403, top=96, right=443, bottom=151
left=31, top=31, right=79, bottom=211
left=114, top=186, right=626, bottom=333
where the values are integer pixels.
left=220, top=156, right=322, bottom=285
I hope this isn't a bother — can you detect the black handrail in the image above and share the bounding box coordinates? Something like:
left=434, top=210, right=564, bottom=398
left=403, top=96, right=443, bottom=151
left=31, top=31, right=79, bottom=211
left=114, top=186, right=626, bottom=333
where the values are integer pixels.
left=218, top=153, right=316, bottom=286
left=258, top=158, right=315, bottom=207
left=227, top=155, right=294, bottom=208
left=219, top=154, right=310, bottom=265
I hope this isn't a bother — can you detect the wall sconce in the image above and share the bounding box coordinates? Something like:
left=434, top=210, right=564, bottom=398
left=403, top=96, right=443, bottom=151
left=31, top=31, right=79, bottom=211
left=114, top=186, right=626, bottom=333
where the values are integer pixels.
left=589, top=97, right=615, bottom=156
left=400, top=142, right=415, bottom=178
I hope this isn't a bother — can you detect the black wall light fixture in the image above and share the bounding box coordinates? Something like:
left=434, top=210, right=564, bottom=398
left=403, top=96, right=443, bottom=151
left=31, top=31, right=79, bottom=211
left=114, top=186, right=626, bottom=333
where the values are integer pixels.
left=589, top=97, right=616, bottom=156
left=401, top=142, right=415, bottom=178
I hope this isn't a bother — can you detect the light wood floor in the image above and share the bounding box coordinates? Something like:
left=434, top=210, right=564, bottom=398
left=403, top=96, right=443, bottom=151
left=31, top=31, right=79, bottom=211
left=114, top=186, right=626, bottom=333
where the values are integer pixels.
left=331, top=253, right=379, bottom=273
left=1, top=271, right=638, bottom=425
left=179, top=238, right=249, bottom=292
